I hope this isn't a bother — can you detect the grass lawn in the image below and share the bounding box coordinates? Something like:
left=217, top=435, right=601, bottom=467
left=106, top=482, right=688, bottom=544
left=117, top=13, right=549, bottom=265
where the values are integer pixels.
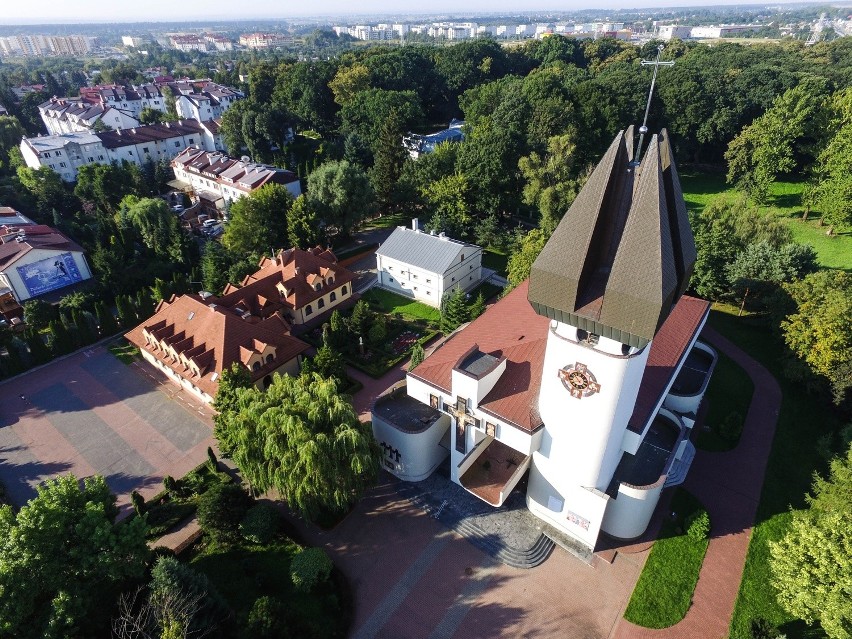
left=191, top=540, right=349, bottom=638
left=680, top=172, right=852, bottom=271
left=108, top=340, right=139, bottom=364
left=482, top=247, right=510, bottom=277
left=362, top=287, right=441, bottom=322
left=708, top=308, right=838, bottom=639
left=696, top=348, right=755, bottom=452
left=360, top=211, right=409, bottom=231
left=623, top=489, right=709, bottom=628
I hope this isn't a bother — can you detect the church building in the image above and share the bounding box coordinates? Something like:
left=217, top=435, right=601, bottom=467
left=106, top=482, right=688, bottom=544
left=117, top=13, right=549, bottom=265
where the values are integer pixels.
left=371, top=127, right=717, bottom=550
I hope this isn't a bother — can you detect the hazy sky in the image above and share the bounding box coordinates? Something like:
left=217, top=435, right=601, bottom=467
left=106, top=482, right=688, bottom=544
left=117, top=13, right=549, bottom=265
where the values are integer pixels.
left=1, top=0, right=797, bottom=24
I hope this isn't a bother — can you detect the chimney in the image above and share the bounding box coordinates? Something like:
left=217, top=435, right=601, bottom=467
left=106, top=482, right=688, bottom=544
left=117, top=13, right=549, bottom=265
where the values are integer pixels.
left=411, top=218, right=419, bottom=232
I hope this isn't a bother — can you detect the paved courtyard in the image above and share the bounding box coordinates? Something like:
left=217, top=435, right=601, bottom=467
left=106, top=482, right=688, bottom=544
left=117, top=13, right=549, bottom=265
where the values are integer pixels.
left=0, top=344, right=216, bottom=515
left=283, top=475, right=646, bottom=639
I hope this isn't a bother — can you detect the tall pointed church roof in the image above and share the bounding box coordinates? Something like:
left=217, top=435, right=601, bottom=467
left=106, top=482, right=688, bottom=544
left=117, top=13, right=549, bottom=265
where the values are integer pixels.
left=527, top=128, right=696, bottom=348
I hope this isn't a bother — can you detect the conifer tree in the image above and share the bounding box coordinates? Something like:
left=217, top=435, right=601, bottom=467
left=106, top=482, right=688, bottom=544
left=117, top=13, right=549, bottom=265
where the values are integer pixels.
left=47, top=319, right=74, bottom=356
left=95, top=300, right=118, bottom=336
left=25, top=332, right=51, bottom=366
left=135, top=289, right=155, bottom=320
left=115, top=295, right=136, bottom=328
left=469, top=291, right=486, bottom=321
left=72, top=308, right=96, bottom=346
left=441, top=287, right=469, bottom=334
left=409, top=342, right=425, bottom=370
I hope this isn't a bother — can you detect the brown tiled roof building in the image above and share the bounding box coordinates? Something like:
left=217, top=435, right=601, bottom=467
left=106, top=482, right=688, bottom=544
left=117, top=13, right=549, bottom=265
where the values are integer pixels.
left=125, top=246, right=356, bottom=402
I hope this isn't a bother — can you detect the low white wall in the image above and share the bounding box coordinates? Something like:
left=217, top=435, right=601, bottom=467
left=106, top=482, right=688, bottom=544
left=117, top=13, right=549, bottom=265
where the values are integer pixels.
left=664, top=341, right=718, bottom=415
left=371, top=412, right=450, bottom=482
left=600, top=480, right=664, bottom=540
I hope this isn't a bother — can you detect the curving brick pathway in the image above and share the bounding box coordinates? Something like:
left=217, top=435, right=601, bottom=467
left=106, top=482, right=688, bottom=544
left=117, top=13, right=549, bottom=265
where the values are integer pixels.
left=612, top=326, right=782, bottom=639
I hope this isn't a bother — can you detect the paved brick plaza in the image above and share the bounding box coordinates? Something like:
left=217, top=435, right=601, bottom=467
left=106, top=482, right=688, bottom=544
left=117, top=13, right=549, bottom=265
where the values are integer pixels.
left=0, top=344, right=216, bottom=515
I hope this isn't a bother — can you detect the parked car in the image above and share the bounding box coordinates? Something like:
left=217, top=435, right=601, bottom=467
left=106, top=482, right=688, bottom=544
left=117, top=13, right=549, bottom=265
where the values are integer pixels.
left=171, top=204, right=184, bottom=213
left=202, top=219, right=219, bottom=228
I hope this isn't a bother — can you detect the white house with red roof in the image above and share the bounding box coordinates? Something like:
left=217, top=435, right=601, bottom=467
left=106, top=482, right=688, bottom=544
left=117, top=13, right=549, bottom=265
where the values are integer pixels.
left=0, top=223, right=92, bottom=309
left=371, top=128, right=718, bottom=551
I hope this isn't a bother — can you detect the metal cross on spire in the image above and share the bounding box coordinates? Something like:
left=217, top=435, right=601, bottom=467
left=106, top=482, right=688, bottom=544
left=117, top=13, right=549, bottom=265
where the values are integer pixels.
left=634, top=45, right=674, bottom=163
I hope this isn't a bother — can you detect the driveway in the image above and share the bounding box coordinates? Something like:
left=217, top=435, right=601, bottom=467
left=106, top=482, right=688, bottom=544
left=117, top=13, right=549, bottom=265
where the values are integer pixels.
left=0, top=344, right=216, bottom=515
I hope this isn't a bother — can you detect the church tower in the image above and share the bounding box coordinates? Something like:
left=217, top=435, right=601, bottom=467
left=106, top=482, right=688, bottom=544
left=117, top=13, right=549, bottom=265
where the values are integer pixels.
left=525, top=127, right=697, bottom=546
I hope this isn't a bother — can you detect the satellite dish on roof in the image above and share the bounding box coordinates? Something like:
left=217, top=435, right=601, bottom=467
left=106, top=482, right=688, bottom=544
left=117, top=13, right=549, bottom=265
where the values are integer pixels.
left=241, top=155, right=250, bottom=163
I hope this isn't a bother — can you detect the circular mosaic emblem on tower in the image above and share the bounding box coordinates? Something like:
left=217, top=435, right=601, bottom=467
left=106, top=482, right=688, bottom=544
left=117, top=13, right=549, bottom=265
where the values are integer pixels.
left=558, top=362, right=601, bottom=399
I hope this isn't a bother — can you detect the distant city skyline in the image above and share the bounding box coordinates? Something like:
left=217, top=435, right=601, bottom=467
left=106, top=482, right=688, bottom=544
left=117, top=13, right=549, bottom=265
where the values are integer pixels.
left=0, top=0, right=811, bottom=24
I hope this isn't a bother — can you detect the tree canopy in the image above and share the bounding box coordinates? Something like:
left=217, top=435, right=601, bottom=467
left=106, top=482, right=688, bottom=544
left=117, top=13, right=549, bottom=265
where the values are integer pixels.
left=770, top=444, right=852, bottom=639
left=217, top=373, right=379, bottom=520
left=0, top=475, right=148, bottom=639
left=222, top=183, right=292, bottom=257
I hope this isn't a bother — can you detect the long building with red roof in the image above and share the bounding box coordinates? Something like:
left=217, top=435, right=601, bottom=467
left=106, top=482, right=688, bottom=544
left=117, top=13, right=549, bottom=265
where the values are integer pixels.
left=124, top=246, right=355, bottom=403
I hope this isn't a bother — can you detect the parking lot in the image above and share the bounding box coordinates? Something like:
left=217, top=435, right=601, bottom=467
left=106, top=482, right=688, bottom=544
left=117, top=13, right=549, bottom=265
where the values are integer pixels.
left=0, top=344, right=216, bottom=515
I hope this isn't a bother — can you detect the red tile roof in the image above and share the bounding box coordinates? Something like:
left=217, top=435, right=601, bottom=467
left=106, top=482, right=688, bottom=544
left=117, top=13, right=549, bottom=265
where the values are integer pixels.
left=216, top=247, right=354, bottom=317
left=410, top=281, right=550, bottom=433
left=410, top=279, right=709, bottom=435
left=0, top=225, right=85, bottom=270
left=124, top=294, right=309, bottom=399
left=627, top=295, right=710, bottom=433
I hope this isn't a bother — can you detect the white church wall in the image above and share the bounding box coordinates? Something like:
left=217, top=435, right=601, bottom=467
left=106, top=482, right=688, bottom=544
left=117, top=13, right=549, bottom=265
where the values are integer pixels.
left=537, top=321, right=651, bottom=492
left=406, top=375, right=444, bottom=407
left=527, top=458, right=610, bottom=548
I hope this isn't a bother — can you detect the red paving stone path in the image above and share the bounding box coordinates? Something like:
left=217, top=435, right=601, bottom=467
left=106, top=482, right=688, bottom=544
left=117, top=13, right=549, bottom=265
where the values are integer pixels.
left=612, top=326, right=782, bottom=639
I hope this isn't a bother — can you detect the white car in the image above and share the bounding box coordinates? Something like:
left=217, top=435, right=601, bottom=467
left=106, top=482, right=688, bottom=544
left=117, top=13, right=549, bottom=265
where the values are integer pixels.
left=202, top=219, right=219, bottom=228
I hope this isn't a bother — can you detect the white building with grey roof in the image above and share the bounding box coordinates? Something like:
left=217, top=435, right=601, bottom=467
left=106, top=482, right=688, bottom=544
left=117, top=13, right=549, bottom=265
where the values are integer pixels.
left=375, top=221, right=483, bottom=307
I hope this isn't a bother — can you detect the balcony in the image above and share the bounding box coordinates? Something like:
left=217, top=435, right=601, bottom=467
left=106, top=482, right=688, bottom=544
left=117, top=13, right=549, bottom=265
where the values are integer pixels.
left=607, top=412, right=684, bottom=495
left=459, top=437, right=531, bottom=507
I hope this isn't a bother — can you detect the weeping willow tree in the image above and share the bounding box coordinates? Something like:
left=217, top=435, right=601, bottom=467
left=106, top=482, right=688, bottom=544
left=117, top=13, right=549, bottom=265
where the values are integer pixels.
left=222, top=373, right=380, bottom=520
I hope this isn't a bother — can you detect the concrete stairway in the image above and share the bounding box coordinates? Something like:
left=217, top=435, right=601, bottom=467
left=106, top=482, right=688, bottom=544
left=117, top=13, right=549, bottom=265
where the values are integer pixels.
left=664, top=440, right=696, bottom=488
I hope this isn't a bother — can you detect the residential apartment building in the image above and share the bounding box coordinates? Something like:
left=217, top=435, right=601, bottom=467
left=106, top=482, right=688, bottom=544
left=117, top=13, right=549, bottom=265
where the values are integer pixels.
left=239, top=33, right=292, bottom=48
left=66, top=80, right=241, bottom=125
left=171, top=148, right=301, bottom=212
left=38, top=97, right=140, bottom=135
left=0, top=34, right=95, bottom=58
left=169, top=35, right=208, bottom=52
left=20, top=119, right=224, bottom=182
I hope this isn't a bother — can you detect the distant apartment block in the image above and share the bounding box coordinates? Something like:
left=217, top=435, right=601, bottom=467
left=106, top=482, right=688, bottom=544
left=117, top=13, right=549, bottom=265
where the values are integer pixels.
left=169, top=35, right=208, bottom=52
left=239, top=33, right=293, bottom=48
left=20, top=120, right=224, bottom=182
left=656, top=23, right=759, bottom=40
left=121, top=36, right=149, bottom=48
left=0, top=34, right=96, bottom=58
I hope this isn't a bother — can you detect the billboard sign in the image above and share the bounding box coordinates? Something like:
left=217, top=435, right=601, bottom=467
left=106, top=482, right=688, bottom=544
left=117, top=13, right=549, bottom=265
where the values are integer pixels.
left=16, top=252, right=83, bottom=297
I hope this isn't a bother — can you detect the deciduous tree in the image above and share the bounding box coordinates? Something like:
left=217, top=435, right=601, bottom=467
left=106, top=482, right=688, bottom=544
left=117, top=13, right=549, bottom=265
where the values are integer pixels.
left=0, top=475, right=148, bottom=639
left=222, top=373, right=379, bottom=520
left=222, top=183, right=292, bottom=257
left=769, top=445, right=852, bottom=639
